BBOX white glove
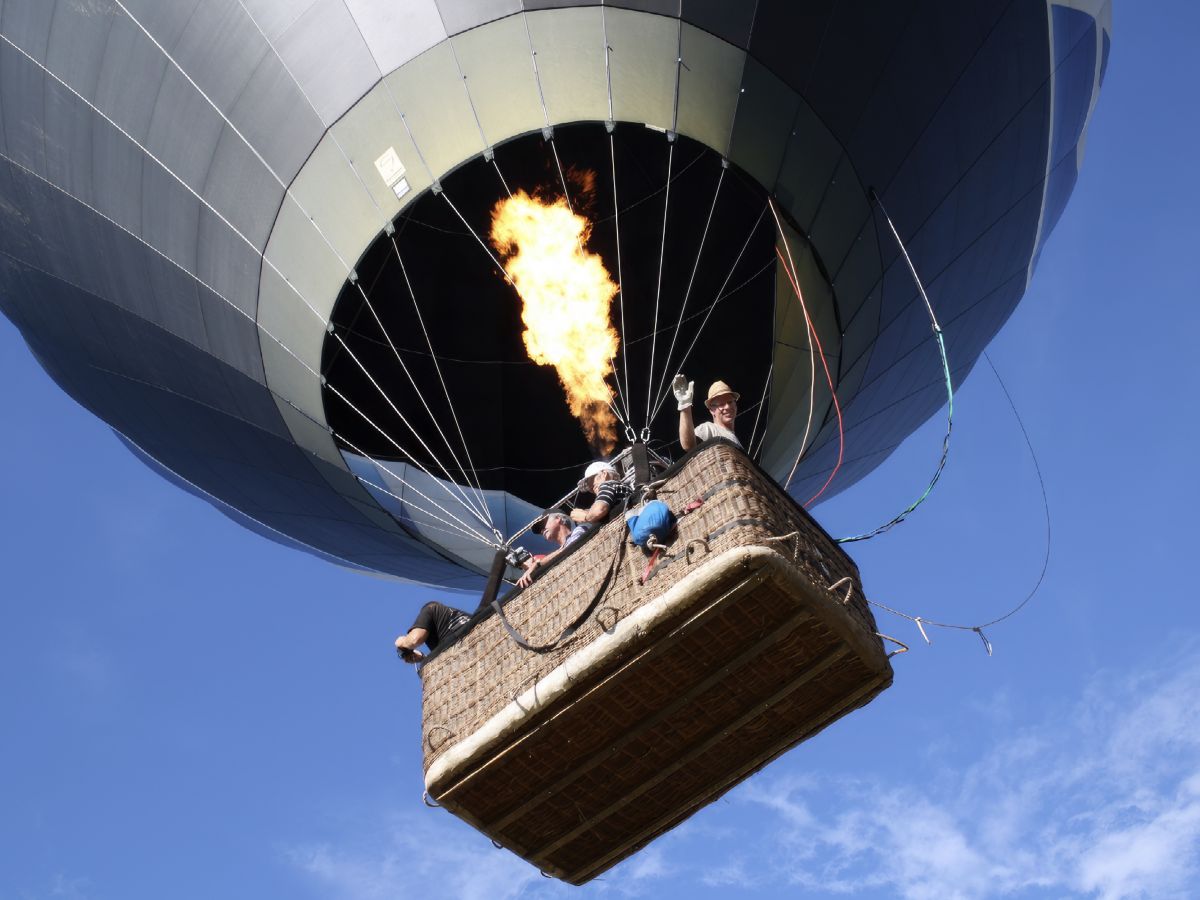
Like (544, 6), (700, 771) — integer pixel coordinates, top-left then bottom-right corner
(672, 374), (694, 411)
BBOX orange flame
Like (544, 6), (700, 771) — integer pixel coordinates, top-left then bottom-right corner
(490, 190), (620, 452)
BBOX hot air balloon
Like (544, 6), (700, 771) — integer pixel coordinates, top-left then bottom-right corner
(0, 0), (1110, 884)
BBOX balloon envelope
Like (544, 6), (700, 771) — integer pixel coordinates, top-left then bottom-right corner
(0, 1), (1111, 590)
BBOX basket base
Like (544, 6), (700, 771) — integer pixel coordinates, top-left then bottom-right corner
(426, 545), (892, 884)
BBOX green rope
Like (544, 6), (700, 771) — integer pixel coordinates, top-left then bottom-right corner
(836, 192), (955, 544)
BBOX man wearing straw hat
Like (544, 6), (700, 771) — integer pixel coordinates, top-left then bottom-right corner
(674, 375), (743, 452)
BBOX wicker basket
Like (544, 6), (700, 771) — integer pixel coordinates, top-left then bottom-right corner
(418, 441), (892, 884)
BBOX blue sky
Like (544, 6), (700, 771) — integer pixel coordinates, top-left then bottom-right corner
(3, 4), (1199, 899)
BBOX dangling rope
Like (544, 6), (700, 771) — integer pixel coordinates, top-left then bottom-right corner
(854, 350), (1052, 653)
(769, 200), (845, 506)
(836, 190), (955, 543)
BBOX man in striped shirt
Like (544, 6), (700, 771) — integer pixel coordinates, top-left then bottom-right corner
(570, 461), (632, 529)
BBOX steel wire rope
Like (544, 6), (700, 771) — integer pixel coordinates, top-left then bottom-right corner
(649, 163), (727, 423)
(87, 356), (489, 547)
(544, 130), (635, 432)
(647, 204), (770, 422)
(341, 253), (776, 366)
(439, 185), (641, 442)
(600, 8), (637, 433)
(835, 192), (955, 543)
(645, 139), (676, 430)
(770, 202), (846, 506)
(858, 350), (1052, 654)
(318, 173), (496, 525)
(0, 145), (499, 552)
(608, 131), (635, 431)
(386, 236), (497, 500)
(0, 38), (498, 547)
(231, 0), (496, 528)
(105, 0), (497, 532)
(746, 361), (774, 459)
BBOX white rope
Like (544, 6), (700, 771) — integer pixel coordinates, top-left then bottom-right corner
(439, 192), (516, 286)
(231, 0), (495, 522)
(388, 236), (496, 511)
(330, 326), (495, 529)
(322, 381), (500, 545)
(768, 199), (820, 489)
(602, 5), (615, 124)
(290, 140), (494, 522)
(650, 202), (768, 420)
(650, 162), (726, 417)
(98, 2), (495, 530)
(445, 36), (492, 155)
(747, 360), (773, 458)
(670, 3), (684, 134)
(355, 475), (500, 547)
(645, 139), (675, 429)
(0, 144), (499, 552)
(609, 131), (634, 431)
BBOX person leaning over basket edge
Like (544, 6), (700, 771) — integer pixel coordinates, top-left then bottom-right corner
(571, 461), (632, 530)
(395, 601), (471, 663)
(516, 510), (589, 589)
(674, 375), (743, 451)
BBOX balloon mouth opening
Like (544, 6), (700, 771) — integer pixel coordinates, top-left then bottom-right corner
(319, 122), (818, 505)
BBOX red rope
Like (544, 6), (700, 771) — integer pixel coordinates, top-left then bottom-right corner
(773, 243), (845, 507)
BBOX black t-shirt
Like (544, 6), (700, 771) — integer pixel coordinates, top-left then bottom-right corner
(594, 480), (631, 514)
(410, 602), (470, 651)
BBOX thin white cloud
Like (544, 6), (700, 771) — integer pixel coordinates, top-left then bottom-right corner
(286, 646), (1200, 899)
(726, 646), (1200, 899)
(284, 818), (552, 900)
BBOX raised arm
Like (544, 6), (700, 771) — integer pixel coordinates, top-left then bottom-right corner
(674, 375), (697, 451)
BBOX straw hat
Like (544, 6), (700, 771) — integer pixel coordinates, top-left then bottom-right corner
(705, 380), (740, 407)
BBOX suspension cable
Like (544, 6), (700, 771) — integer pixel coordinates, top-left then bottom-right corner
(651, 162), (726, 418)
(388, 236), (495, 504)
(645, 139), (676, 429)
(649, 203), (769, 421)
(746, 361), (774, 458)
(105, 1), (497, 531)
(609, 131), (634, 426)
(769, 200), (845, 506)
(0, 139), (500, 554)
(767, 220), (820, 485)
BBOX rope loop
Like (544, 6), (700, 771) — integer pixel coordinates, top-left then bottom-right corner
(828, 575), (855, 606)
(422, 791), (441, 808)
(685, 537), (710, 560)
(426, 725), (455, 752)
(596, 605), (621, 632)
(760, 530), (800, 562)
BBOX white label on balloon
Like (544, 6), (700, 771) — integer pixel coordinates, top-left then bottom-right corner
(392, 177), (411, 201)
(375, 147), (406, 187)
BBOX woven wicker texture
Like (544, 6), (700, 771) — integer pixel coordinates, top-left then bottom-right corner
(418, 442), (892, 883)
